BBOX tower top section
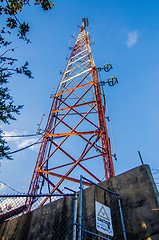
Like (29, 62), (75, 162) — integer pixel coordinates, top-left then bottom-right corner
(82, 17), (89, 29)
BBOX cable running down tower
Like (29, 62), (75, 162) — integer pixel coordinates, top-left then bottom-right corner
(26, 18), (115, 211)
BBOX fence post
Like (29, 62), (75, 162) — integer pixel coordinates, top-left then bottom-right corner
(73, 192), (78, 240)
(78, 175), (83, 240)
(118, 196), (127, 240)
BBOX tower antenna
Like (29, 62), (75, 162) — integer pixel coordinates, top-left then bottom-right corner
(25, 18), (115, 211)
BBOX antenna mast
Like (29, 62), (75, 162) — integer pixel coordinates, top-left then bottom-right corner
(26, 18), (115, 211)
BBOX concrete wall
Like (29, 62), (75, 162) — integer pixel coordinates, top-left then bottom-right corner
(0, 196), (75, 240)
(0, 164), (158, 239)
(99, 164), (159, 240)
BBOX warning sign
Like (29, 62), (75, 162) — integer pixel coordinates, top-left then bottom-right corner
(95, 201), (114, 237)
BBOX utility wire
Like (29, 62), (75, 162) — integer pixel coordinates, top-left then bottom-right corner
(8, 136), (43, 155)
(0, 181), (26, 194)
(151, 169), (158, 174)
(1, 133), (43, 138)
(104, 94), (117, 160)
(7, 135), (65, 155)
(98, 71), (117, 160)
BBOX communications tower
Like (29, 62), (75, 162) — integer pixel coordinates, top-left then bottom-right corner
(26, 18), (116, 211)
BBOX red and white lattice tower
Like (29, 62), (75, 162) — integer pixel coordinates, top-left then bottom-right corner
(26, 18), (115, 211)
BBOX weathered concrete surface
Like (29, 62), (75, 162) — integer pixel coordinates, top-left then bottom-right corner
(0, 196), (75, 240)
(99, 164), (159, 240)
(0, 164), (158, 240)
(76, 165), (159, 239)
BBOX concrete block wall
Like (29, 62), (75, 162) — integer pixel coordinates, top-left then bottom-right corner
(0, 196), (75, 240)
(99, 164), (159, 239)
(0, 164), (158, 239)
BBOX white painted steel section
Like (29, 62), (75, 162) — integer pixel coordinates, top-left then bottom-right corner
(65, 59), (91, 75)
(68, 52), (87, 66)
(56, 28), (94, 94)
(69, 49), (87, 61)
(61, 68), (91, 84)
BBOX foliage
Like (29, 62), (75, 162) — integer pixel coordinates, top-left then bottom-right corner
(0, 0), (54, 160)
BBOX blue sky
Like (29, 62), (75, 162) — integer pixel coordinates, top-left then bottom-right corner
(1, 0), (159, 193)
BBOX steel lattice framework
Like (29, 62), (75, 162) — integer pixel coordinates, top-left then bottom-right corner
(26, 19), (115, 211)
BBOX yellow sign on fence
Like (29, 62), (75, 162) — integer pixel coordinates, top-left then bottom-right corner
(95, 201), (114, 237)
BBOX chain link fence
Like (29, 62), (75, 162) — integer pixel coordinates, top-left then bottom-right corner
(76, 176), (127, 240)
(0, 177), (127, 240)
(0, 193), (77, 240)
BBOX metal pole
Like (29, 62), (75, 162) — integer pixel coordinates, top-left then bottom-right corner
(118, 196), (127, 240)
(82, 176), (119, 196)
(138, 151), (144, 165)
(63, 187), (78, 240)
(78, 175), (83, 240)
(73, 192), (77, 240)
